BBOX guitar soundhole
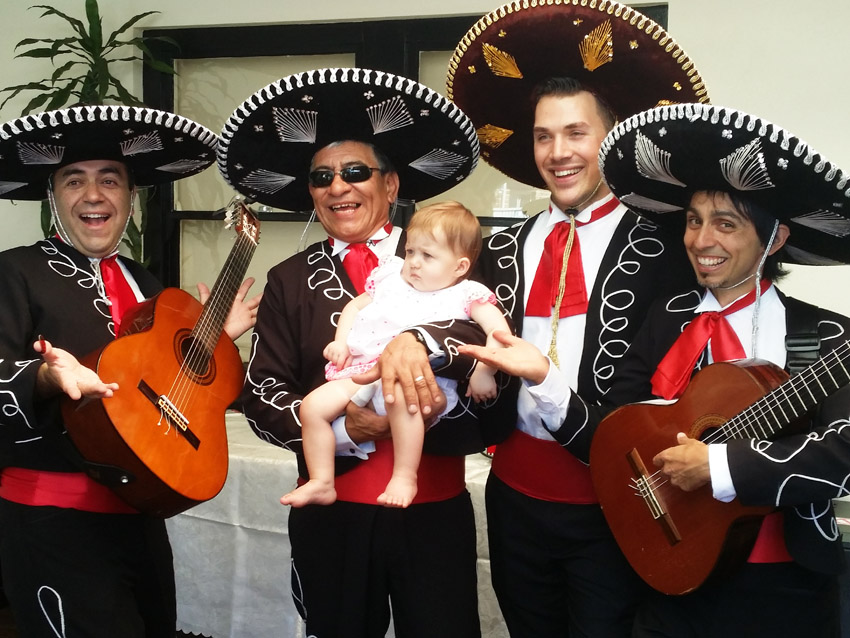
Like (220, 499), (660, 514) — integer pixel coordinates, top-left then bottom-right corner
(174, 330), (217, 386)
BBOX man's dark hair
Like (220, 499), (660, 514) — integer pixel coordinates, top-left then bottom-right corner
(530, 76), (618, 132)
(706, 189), (789, 282)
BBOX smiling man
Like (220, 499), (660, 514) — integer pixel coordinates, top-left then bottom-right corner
(218, 68), (513, 638)
(0, 105), (260, 637)
(584, 102), (850, 638)
(441, 3), (712, 635)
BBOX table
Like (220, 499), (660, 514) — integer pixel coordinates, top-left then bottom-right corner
(167, 412), (508, 638)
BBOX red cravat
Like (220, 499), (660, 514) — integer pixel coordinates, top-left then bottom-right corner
(332, 224), (392, 295)
(651, 280), (771, 400)
(342, 243), (379, 295)
(525, 197), (620, 318)
(100, 255), (138, 332)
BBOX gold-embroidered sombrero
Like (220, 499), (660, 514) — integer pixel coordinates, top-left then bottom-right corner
(447, 0), (709, 188)
(217, 67), (480, 212)
(599, 103), (850, 265)
(0, 105), (219, 201)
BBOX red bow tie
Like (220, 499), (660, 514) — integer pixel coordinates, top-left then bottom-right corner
(651, 280), (771, 400)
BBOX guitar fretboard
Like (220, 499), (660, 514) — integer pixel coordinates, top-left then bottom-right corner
(191, 206), (260, 361)
(721, 340), (850, 442)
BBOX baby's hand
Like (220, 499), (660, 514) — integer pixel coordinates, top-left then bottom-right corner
(466, 366), (497, 403)
(323, 340), (352, 369)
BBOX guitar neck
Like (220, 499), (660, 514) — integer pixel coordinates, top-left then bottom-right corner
(192, 204), (260, 354)
(724, 340), (850, 441)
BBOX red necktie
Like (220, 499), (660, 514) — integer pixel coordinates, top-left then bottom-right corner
(342, 243), (379, 295)
(100, 255), (138, 332)
(525, 197), (620, 318)
(651, 280), (771, 400)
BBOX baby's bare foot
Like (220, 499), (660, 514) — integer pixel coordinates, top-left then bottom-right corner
(281, 480), (337, 507)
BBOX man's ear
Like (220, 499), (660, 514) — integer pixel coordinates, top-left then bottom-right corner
(455, 256), (471, 278)
(384, 171), (400, 204)
(768, 223), (790, 255)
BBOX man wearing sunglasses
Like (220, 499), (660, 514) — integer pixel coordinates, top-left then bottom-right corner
(218, 68), (514, 638)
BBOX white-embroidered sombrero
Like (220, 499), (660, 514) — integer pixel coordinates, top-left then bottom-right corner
(217, 67), (480, 212)
(599, 103), (850, 265)
(0, 105), (219, 201)
(446, 0), (710, 188)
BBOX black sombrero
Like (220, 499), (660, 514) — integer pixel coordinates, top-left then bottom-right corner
(217, 67), (480, 212)
(0, 105), (219, 201)
(599, 103), (850, 265)
(447, 0), (709, 188)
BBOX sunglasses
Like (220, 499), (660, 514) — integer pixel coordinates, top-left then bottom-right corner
(308, 165), (380, 188)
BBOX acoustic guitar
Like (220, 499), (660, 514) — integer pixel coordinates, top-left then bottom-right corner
(589, 344), (850, 595)
(61, 200), (260, 518)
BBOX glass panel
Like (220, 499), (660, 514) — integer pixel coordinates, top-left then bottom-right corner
(174, 53), (355, 212)
(417, 50), (550, 229)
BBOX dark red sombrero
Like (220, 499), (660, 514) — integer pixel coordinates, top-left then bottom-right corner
(447, 0), (709, 187)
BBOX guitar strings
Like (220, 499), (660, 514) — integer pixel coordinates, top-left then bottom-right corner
(631, 340), (850, 497)
(163, 227), (258, 426)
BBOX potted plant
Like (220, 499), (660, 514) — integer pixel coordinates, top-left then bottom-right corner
(0, 0), (178, 264)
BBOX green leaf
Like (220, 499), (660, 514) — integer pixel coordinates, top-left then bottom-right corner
(45, 79), (79, 110)
(15, 47), (59, 60)
(85, 0), (103, 51)
(29, 5), (87, 40)
(0, 84), (48, 111)
(109, 77), (142, 106)
(105, 11), (160, 47)
(50, 60), (82, 82)
(40, 201), (53, 239)
(94, 57), (110, 100)
(0, 81), (53, 94)
(14, 37), (62, 48)
(21, 92), (53, 116)
(145, 58), (176, 75)
(144, 35), (180, 52)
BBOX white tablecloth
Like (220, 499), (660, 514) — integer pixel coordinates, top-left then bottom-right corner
(167, 412), (507, 638)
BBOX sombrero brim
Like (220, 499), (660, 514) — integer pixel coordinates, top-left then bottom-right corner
(447, 0), (709, 187)
(599, 103), (850, 265)
(0, 105), (219, 201)
(217, 67), (480, 212)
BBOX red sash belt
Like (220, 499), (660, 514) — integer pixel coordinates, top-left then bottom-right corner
(0, 467), (137, 514)
(491, 429), (597, 503)
(317, 440), (465, 505)
(747, 511), (793, 563)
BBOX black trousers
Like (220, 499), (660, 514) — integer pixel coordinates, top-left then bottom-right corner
(289, 491), (480, 638)
(0, 498), (175, 638)
(633, 561), (840, 638)
(486, 474), (648, 638)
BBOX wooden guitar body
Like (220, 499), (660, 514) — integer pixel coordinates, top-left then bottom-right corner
(62, 288), (243, 518)
(589, 360), (805, 595)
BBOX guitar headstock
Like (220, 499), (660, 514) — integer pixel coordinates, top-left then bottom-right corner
(224, 196), (261, 246)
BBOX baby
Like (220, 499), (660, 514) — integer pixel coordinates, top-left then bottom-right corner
(284, 201), (509, 508)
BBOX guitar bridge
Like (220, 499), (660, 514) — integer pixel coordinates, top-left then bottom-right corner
(627, 448), (682, 545)
(138, 380), (201, 450)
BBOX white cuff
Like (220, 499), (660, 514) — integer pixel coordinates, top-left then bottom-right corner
(525, 357), (571, 432)
(708, 443), (736, 502)
(331, 415), (373, 459)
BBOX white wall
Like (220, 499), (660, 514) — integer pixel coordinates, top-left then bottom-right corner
(2, 0), (849, 312)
